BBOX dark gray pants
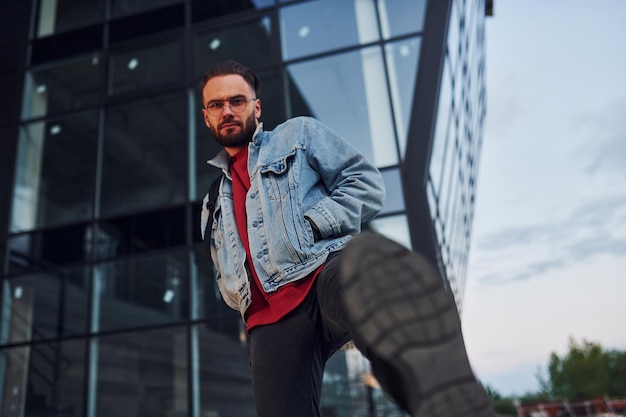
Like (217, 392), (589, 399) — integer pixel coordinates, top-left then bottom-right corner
(248, 251), (351, 417)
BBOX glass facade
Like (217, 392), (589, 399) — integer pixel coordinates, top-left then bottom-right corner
(427, 0), (487, 311)
(1, 0), (488, 416)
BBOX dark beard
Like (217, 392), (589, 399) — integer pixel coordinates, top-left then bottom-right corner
(211, 113), (257, 149)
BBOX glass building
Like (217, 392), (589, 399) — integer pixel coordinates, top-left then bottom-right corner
(0, 0), (492, 416)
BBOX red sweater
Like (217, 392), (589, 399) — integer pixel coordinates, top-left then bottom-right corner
(230, 147), (319, 332)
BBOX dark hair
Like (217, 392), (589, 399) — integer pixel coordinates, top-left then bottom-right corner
(199, 60), (260, 97)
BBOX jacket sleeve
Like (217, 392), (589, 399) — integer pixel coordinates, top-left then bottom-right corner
(302, 118), (386, 239)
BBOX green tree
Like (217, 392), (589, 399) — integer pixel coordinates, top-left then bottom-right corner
(485, 385), (517, 417)
(485, 385), (502, 401)
(518, 390), (551, 406)
(540, 337), (626, 399)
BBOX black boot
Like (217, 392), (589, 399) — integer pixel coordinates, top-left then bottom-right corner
(340, 232), (495, 417)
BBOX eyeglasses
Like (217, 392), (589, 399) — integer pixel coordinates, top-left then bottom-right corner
(204, 97), (256, 116)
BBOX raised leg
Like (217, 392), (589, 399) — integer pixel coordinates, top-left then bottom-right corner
(340, 232), (495, 417)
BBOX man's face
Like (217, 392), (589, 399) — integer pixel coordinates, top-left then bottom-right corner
(202, 74), (261, 155)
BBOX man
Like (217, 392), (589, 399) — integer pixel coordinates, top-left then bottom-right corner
(200, 60), (494, 417)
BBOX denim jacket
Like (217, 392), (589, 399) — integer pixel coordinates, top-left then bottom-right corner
(201, 116), (385, 317)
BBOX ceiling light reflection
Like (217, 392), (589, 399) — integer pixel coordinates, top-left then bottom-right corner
(163, 289), (175, 303)
(127, 58), (139, 70)
(210, 38), (221, 50)
(298, 26), (310, 38)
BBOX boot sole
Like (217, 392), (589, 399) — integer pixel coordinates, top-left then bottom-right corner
(340, 233), (494, 417)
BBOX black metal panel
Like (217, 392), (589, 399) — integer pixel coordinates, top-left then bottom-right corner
(191, 0), (260, 24)
(95, 206), (187, 261)
(401, 0), (452, 267)
(109, 4), (185, 44)
(0, 0), (32, 274)
(31, 24), (104, 65)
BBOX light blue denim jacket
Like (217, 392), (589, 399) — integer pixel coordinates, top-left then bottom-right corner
(201, 116), (385, 317)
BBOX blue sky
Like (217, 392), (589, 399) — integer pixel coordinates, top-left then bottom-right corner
(461, 0), (626, 397)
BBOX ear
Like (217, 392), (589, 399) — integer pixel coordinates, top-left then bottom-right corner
(255, 99), (262, 120)
(202, 109), (211, 128)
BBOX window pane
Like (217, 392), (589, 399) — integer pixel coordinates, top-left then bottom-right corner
(95, 207), (186, 261)
(439, 125), (458, 224)
(22, 55), (100, 119)
(190, 248), (241, 321)
(109, 40), (181, 95)
(0, 267), (89, 344)
(369, 214), (412, 250)
(193, 121), (224, 203)
(195, 17), (274, 77)
(252, 0), (274, 7)
(255, 68), (286, 131)
(384, 37), (421, 157)
(109, 5), (184, 43)
(286, 47), (397, 167)
(93, 252), (190, 332)
(191, 0), (274, 23)
(11, 113), (98, 233)
(0, 339), (86, 416)
(31, 26), (103, 66)
(7, 224), (92, 274)
(194, 323), (255, 417)
(379, 168), (405, 215)
(427, 178), (437, 218)
(448, 0), (460, 73)
(93, 327), (188, 416)
(111, 0), (183, 18)
(429, 58), (452, 195)
(442, 152), (459, 230)
(377, 0), (427, 39)
(280, 0), (379, 60)
(37, 0), (105, 37)
(101, 93), (187, 217)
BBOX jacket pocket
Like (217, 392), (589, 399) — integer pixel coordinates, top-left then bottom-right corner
(258, 151), (308, 265)
(260, 152), (298, 201)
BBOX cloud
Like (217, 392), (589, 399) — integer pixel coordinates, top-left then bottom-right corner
(586, 133), (626, 177)
(476, 257), (568, 286)
(472, 93), (626, 287)
(573, 96), (626, 177)
(566, 234), (626, 260)
(476, 221), (551, 252)
(473, 193), (626, 286)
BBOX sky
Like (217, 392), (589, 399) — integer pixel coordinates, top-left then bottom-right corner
(461, 0), (626, 397)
